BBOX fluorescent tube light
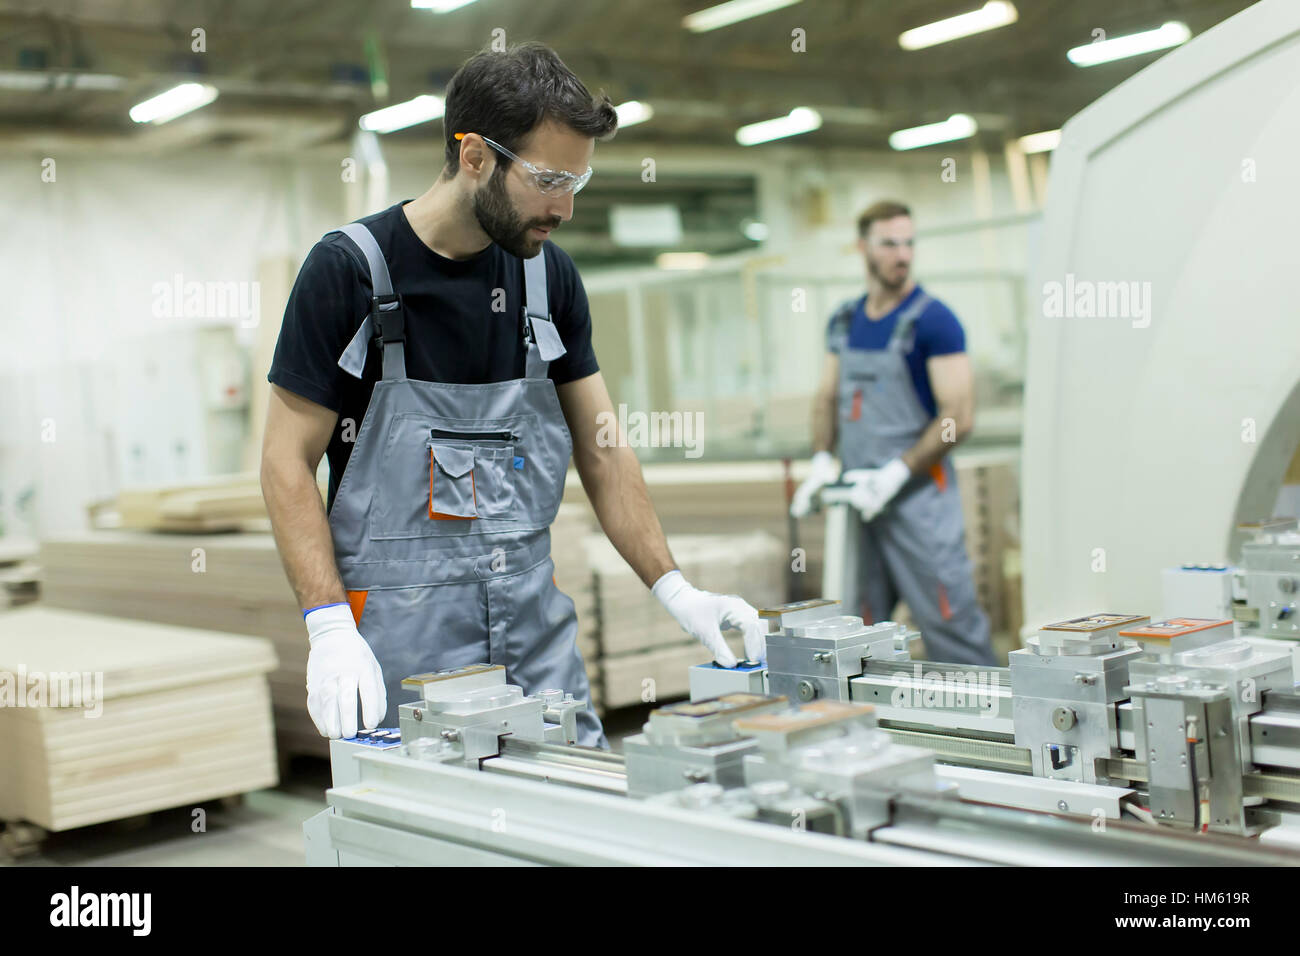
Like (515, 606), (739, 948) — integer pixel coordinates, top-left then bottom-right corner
(684, 0), (802, 33)
(411, 0), (480, 12)
(889, 114), (977, 151)
(129, 83), (218, 124)
(359, 94), (445, 133)
(899, 2), (1018, 51)
(1067, 21), (1190, 67)
(615, 101), (654, 128)
(736, 107), (822, 146)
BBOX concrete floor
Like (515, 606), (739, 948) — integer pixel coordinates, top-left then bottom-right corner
(1, 706), (653, 867)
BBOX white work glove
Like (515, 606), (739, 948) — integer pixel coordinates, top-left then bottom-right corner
(790, 451), (840, 518)
(842, 458), (911, 522)
(652, 570), (766, 666)
(305, 603), (387, 739)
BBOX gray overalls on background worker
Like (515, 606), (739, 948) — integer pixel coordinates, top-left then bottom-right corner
(790, 200), (995, 667)
(826, 292), (994, 665)
(322, 223), (605, 745)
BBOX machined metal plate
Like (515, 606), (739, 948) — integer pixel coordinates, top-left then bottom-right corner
(401, 663), (505, 688)
(652, 692), (785, 720)
(1043, 614), (1149, 633)
(733, 699), (874, 735)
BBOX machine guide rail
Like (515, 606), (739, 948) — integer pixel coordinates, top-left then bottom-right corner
(306, 600), (1300, 865)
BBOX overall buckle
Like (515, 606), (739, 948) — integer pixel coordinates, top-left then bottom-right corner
(371, 293), (405, 344)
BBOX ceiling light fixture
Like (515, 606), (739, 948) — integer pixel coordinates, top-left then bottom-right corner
(889, 114), (977, 150)
(1067, 22), (1190, 67)
(899, 2), (1019, 51)
(736, 107), (822, 146)
(684, 0), (803, 33)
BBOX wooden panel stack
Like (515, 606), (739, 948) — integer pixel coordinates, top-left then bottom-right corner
(37, 531), (325, 759)
(584, 531), (785, 709)
(0, 608), (277, 832)
(955, 456), (1021, 656)
(0, 539), (40, 609)
(88, 472), (327, 533)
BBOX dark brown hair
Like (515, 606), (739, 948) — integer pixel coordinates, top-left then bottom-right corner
(442, 42), (618, 176)
(857, 200), (912, 238)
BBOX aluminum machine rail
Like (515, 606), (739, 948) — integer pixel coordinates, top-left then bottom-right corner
(305, 601), (1300, 866)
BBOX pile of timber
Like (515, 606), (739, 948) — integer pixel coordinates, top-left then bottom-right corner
(581, 531), (786, 709)
(88, 472), (327, 533)
(38, 531), (323, 758)
(0, 608), (277, 832)
(0, 539), (40, 609)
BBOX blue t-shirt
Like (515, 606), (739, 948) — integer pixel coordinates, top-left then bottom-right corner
(825, 285), (965, 418)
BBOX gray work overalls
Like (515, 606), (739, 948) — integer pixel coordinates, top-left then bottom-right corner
(831, 290), (995, 666)
(323, 221), (607, 747)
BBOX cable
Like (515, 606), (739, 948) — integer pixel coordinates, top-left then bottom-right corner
(1122, 802), (1158, 826)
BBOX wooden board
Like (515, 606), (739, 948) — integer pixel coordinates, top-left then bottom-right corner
(585, 531), (785, 658)
(94, 473), (325, 533)
(600, 635), (746, 709)
(0, 608), (278, 831)
(37, 532), (324, 757)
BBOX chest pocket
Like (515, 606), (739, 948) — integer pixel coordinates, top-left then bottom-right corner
(371, 415), (533, 539)
(427, 430), (518, 521)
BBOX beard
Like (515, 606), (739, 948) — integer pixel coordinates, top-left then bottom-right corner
(472, 168), (557, 259)
(868, 256), (909, 292)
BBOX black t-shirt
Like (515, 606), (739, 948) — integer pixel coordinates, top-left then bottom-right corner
(267, 200), (599, 512)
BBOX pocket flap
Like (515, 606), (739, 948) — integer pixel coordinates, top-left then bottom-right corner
(430, 444), (475, 478)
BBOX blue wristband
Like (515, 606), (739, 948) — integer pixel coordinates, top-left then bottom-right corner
(303, 602), (349, 619)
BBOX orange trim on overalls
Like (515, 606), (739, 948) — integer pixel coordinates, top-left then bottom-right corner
(850, 388), (863, 422)
(930, 461), (948, 492)
(346, 590), (368, 627)
(937, 584), (953, 621)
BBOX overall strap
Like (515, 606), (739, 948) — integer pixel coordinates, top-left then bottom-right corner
(886, 291), (933, 352)
(522, 247), (566, 379)
(333, 222), (407, 381)
(827, 296), (858, 354)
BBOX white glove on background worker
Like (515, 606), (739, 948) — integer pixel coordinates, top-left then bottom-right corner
(843, 458), (911, 522)
(304, 603), (387, 739)
(789, 450), (840, 518)
(652, 570), (767, 667)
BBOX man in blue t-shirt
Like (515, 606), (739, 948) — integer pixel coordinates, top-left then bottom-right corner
(791, 200), (995, 665)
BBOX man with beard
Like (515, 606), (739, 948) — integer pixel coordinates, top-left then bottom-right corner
(261, 42), (765, 747)
(790, 201), (995, 665)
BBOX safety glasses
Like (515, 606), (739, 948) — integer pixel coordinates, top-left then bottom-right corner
(455, 132), (593, 196)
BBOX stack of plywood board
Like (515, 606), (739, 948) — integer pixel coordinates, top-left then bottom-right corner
(37, 531), (325, 759)
(583, 531), (786, 709)
(0, 539), (40, 609)
(89, 473), (327, 533)
(954, 454), (1020, 657)
(0, 608), (277, 833)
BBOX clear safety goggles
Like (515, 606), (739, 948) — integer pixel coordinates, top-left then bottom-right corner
(455, 132), (593, 196)
(869, 238), (915, 250)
